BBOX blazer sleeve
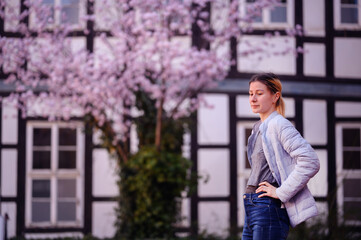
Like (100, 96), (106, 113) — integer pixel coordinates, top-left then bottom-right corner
(275, 120), (320, 203)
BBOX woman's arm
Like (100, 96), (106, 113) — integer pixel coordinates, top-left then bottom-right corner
(274, 121), (320, 203)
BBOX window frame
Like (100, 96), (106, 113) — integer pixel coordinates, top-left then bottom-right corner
(25, 121), (85, 228)
(239, 0), (295, 29)
(336, 123), (361, 226)
(334, 0), (361, 30)
(29, 0), (87, 30)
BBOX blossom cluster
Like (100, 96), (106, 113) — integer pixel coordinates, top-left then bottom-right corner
(0, 0), (298, 141)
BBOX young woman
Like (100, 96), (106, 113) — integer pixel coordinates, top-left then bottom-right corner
(242, 73), (320, 240)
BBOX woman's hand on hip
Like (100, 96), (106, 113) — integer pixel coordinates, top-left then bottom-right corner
(256, 181), (279, 199)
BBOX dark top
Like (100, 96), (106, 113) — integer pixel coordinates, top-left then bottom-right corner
(246, 121), (278, 193)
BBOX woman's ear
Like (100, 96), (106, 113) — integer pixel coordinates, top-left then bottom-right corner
(273, 92), (280, 103)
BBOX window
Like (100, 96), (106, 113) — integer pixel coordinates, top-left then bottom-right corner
(237, 121), (256, 226)
(240, 0), (294, 28)
(30, 0), (85, 29)
(244, 127), (252, 169)
(26, 122), (84, 227)
(341, 0), (358, 24)
(336, 124), (361, 225)
(335, 0), (361, 29)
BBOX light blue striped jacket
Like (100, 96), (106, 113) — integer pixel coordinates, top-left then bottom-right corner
(248, 111), (320, 227)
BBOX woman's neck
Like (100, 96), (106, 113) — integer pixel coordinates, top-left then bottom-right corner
(260, 110), (277, 122)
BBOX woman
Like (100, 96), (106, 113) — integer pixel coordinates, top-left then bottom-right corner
(242, 73), (320, 240)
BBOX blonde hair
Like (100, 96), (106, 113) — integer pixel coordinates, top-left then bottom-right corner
(249, 73), (285, 117)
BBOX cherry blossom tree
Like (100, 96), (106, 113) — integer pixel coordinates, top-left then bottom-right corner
(0, 0), (301, 159)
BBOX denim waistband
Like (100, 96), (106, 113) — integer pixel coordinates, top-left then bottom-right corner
(245, 182), (279, 194)
(243, 192), (282, 208)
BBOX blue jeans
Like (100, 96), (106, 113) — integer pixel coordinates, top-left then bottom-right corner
(242, 192), (290, 240)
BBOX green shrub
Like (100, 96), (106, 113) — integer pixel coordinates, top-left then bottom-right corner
(115, 146), (194, 239)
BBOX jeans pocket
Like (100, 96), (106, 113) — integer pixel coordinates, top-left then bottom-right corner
(251, 196), (272, 208)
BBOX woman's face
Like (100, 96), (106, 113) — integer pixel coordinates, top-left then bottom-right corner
(249, 81), (279, 119)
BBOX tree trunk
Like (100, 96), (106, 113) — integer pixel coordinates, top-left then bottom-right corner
(155, 97), (164, 151)
(88, 114), (129, 163)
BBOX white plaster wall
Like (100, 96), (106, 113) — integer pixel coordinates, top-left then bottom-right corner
(92, 202), (117, 239)
(95, 35), (191, 69)
(211, 0), (229, 32)
(71, 37), (86, 53)
(308, 150), (328, 197)
(1, 100), (18, 145)
(334, 38), (361, 79)
(198, 94), (229, 145)
(198, 202), (229, 237)
(92, 149), (118, 197)
(29, 102), (81, 119)
(335, 101), (361, 117)
(210, 0), (231, 71)
(171, 36), (191, 48)
(94, 37), (118, 64)
(303, 99), (327, 145)
(236, 96), (254, 117)
(25, 233), (83, 239)
(303, 0), (325, 36)
(304, 43), (326, 77)
(4, 0), (20, 32)
(237, 36), (296, 75)
(198, 149), (229, 197)
(179, 197), (190, 227)
(92, 128), (103, 145)
(1, 149), (17, 197)
(211, 40), (231, 72)
(169, 36), (192, 69)
(2, 38), (22, 73)
(182, 130), (191, 159)
(0, 217), (3, 240)
(25, 96), (84, 119)
(130, 124), (139, 154)
(0, 203), (16, 238)
(94, 0), (118, 30)
(284, 98), (295, 118)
